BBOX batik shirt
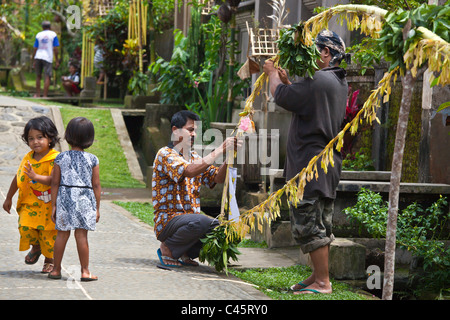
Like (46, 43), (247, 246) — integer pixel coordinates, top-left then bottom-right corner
(152, 145), (218, 238)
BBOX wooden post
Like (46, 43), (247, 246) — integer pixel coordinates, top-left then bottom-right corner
(419, 69), (432, 182)
(138, 0), (143, 73)
(372, 62), (389, 170)
(418, 0), (442, 182)
(148, 0), (156, 81)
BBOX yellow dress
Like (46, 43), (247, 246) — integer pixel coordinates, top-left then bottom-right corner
(16, 149), (59, 258)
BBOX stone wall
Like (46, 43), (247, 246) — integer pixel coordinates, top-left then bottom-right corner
(141, 103), (184, 166)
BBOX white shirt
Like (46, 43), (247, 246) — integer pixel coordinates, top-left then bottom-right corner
(34, 30), (59, 63)
(68, 72), (80, 84)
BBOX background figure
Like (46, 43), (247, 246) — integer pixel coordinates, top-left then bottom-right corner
(49, 117), (101, 281)
(2, 116), (60, 274)
(94, 43), (105, 84)
(32, 21), (60, 98)
(61, 63), (81, 96)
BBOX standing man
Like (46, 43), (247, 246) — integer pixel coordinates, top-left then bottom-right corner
(32, 21), (60, 98)
(263, 30), (350, 294)
(152, 111), (240, 267)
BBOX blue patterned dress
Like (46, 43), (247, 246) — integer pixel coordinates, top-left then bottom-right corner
(54, 150), (99, 231)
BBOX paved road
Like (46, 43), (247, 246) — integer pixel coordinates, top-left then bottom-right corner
(0, 97), (297, 303)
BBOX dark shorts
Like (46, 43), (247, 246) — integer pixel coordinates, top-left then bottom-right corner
(289, 198), (335, 254)
(157, 214), (219, 259)
(35, 59), (52, 77)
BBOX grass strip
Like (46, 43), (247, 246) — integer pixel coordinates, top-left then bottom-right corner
(114, 201), (155, 226)
(230, 265), (373, 300)
(59, 106), (145, 188)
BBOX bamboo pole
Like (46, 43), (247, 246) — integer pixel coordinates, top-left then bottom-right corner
(226, 7), (236, 123)
(148, 0), (156, 82)
(138, 0), (143, 73)
(135, 0), (138, 40)
(142, 2), (147, 45)
(220, 152), (235, 219)
(81, 31), (86, 88)
(128, 1), (131, 39)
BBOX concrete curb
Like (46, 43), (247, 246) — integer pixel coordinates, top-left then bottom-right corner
(110, 108), (144, 182)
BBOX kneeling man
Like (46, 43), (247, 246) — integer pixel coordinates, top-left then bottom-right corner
(152, 111), (239, 267)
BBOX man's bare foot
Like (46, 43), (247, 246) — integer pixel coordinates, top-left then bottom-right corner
(159, 243), (182, 266)
(291, 274), (315, 291)
(179, 254), (199, 266)
(293, 281), (332, 295)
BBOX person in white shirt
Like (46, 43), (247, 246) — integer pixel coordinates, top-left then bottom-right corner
(94, 44), (105, 84)
(32, 21), (60, 98)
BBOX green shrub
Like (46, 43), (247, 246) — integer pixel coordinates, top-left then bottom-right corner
(344, 188), (450, 291)
(342, 148), (375, 171)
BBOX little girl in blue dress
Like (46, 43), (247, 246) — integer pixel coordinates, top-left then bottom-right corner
(48, 117), (101, 281)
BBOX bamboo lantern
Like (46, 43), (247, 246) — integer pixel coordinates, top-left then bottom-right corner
(199, 0), (214, 15)
(98, 0), (115, 16)
(246, 21), (279, 58)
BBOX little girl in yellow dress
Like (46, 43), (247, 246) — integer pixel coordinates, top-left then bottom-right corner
(2, 116), (60, 273)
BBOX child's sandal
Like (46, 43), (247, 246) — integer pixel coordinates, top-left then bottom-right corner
(41, 262), (54, 274)
(24, 249), (41, 265)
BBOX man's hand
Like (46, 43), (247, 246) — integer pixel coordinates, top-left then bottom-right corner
(263, 60), (277, 76)
(213, 136), (243, 184)
(184, 137), (242, 179)
(263, 60), (289, 96)
(278, 68), (291, 85)
(222, 137), (242, 154)
(264, 60), (291, 84)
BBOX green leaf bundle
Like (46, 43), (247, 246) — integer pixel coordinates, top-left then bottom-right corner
(199, 224), (241, 274)
(277, 22), (320, 78)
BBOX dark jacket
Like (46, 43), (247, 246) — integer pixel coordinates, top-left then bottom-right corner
(274, 67), (348, 199)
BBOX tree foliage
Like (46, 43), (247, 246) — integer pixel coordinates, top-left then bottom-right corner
(378, 4), (450, 73)
(277, 22), (320, 78)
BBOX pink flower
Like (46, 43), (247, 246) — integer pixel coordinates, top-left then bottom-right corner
(239, 116), (253, 133)
(193, 81), (199, 88)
